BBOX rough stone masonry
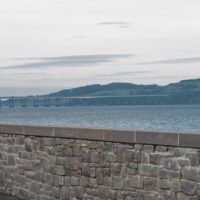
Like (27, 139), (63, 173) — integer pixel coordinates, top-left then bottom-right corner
(0, 124), (199, 200)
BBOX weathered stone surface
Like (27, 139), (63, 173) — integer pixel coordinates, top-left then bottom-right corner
(60, 186), (69, 200)
(177, 193), (199, 200)
(183, 167), (200, 182)
(113, 176), (124, 190)
(149, 154), (162, 165)
(177, 158), (191, 167)
(72, 145), (81, 156)
(159, 168), (169, 179)
(125, 175), (143, 189)
(110, 163), (121, 176)
(155, 146), (168, 152)
(181, 180), (197, 195)
(91, 152), (99, 163)
(170, 179), (181, 192)
(80, 176), (89, 187)
(0, 131), (199, 200)
(99, 186), (116, 199)
(50, 165), (65, 175)
(138, 164), (160, 177)
(159, 179), (170, 189)
(185, 152), (199, 166)
(7, 155), (15, 166)
(162, 158), (179, 171)
(144, 177), (158, 191)
(105, 152), (117, 162)
(143, 145), (154, 153)
(96, 168), (103, 185)
(0, 194), (22, 200)
(70, 176), (79, 186)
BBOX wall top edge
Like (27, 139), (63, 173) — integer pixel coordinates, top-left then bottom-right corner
(0, 124), (199, 148)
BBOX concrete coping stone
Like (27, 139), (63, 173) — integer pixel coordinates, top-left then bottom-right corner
(0, 124), (199, 148)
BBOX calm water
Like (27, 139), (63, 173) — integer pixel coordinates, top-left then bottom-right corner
(0, 105), (200, 133)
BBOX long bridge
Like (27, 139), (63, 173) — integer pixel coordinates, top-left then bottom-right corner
(0, 95), (172, 108)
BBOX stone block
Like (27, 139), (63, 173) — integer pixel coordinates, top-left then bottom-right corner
(25, 139), (32, 152)
(81, 148), (91, 162)
(50, 165), (65, 175)
(127, 167), (137, 175)
(138, 164), (159, 177)
(7, 155), (15, 166)
(181, 180), (197, 195)
(141, 152), (149, 164)
(52, 187), (60, 198)
(125, 175), (143, 189)
(99, 186), (116, 200)
(64, 147), (72, 156)
(169, 147), (186, 157)
(19, 151), (32, 160)
(72, 145), (81, 156)
(185, 152), (199, 166)
(170, 179), (181, 192)
(30, 181), (40, 194)
(82, 163), (90, 177)
(75, 186), (84, 199)
(155, 146), (168, 152)
(70, 176), (79, 186)
(177, 193), (199, 200)
(149, 154), (162, 165)
(182, 167), (200, 182)
(106, 152), (117, 162)
(96, 168), (103, 185)
(55, 145), (65, 156)
(60, 186), (69, 200)
(80, 176), (89, 187)
(104, 177), (113, 187)
(24, 160), (33, 171)
(168, 170), (181, 179)
(159, 168), (169, 179)
(144, 177), (158, 191)
(143, 145), (154, 153)
(102, 168), (110, 176)
(89, 178), (97, 188)
(162, 158), (179, 171)
(113, 176), (124, 190)
(69, 157), (80, 171)
(111, 163), (121, 176)
(159, 179), (170, 189)
(89, 167), (96, 178)
(177, 158), (191, 167)
(91, 151), (99, 163)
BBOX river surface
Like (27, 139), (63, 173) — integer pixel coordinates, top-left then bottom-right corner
(0, 105), (200, 133)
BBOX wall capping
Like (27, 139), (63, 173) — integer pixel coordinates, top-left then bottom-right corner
(0, 124), (199, 148)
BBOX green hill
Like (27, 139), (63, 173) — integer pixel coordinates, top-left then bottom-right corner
(44, 78), (200, 105)
(47, 78), (200, 97)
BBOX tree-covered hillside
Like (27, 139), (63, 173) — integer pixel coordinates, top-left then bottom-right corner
(47, 78), (200, 97)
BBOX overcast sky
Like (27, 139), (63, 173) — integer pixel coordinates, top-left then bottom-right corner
(1, 0), (200, 96)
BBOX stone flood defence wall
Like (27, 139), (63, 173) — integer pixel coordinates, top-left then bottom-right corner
(0, 124), (199, 200)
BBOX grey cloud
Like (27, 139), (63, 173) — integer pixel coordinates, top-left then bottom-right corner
(139, 57), (200, 65)
(95, 70), (153, 78)
(98, 21), (130, 28)
(12, 72), (47, 76)
(5, 54), (132, 69)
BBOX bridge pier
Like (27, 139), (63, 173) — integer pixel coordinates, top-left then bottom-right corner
(44, 98), (50, 107)
(8, 98), (14, 108)
(33, 98), (39, 107)
(21, 98), (27, 107)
